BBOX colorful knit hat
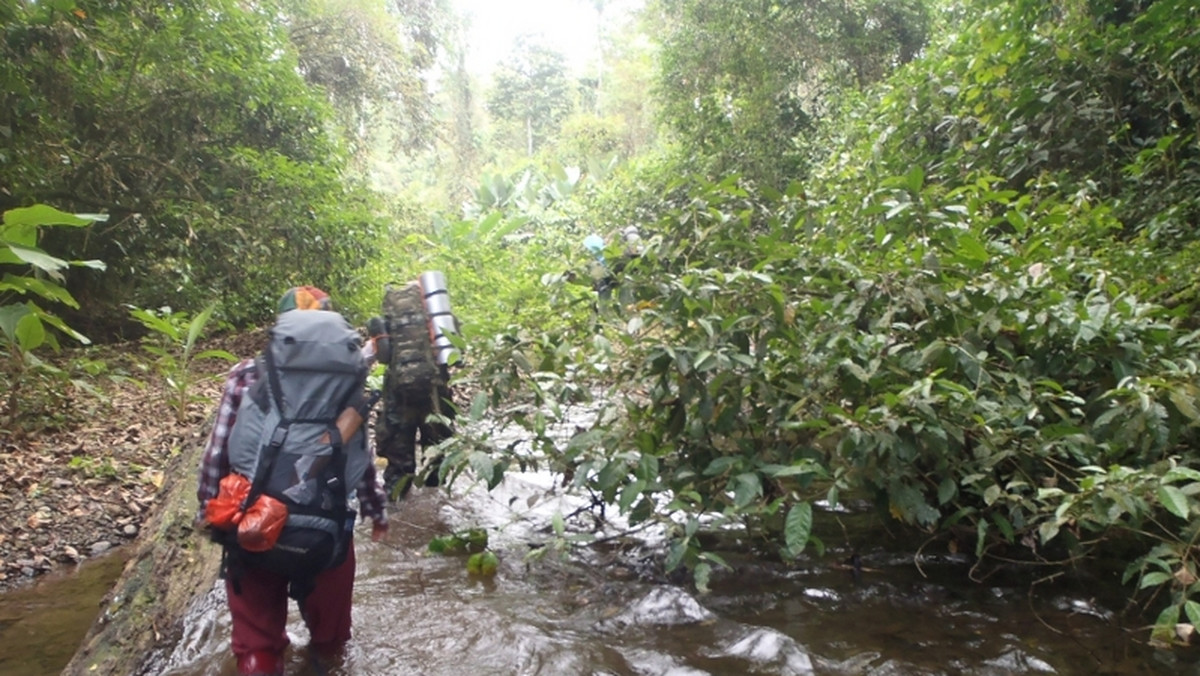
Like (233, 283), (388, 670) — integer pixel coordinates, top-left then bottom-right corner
(277, 285), (332, 313)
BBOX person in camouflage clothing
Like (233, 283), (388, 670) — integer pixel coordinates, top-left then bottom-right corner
(374, 281), (457, 500)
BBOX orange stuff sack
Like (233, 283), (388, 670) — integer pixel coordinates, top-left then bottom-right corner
(237, 494), (289, 552)
(204, 473), (252, 530)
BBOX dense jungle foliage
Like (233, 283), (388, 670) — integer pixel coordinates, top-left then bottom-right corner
(3, 0), (1199, 646)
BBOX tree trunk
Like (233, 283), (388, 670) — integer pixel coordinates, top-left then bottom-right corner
(60, 423), (221, 675)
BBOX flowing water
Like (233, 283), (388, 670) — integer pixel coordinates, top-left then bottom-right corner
(6, 423), (1200, 675)
(143, 466), (1195, 676)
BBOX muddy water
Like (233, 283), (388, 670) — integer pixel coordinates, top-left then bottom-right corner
(139, 466), (1194, 676)
(0, 549), (128, 675)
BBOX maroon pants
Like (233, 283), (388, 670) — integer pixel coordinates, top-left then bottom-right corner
(226, 542), (356, 668)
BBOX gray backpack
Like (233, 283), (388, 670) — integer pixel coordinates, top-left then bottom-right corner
(224, 309), (370, 597)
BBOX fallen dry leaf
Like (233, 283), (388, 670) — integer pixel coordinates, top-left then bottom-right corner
(0, 330), (239, 591)
(1175, 565), (1198, 588)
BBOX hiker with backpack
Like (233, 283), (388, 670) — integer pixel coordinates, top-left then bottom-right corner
(375, 273), (459, 499)
(197, 286), (389, 676)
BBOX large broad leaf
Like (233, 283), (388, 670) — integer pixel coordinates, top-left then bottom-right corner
(2, 242), (70, 277)
(0, 274), (79, 307)
(3, 205), (105, 228)
(784, 502), (813, 557)
(15, 312), (46, 351)
(32, 305), (89, 344)
(0, 223), (35, 248)
(0, 304), (32, 342)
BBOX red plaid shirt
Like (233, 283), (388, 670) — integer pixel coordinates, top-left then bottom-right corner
(197, 357), (387, 526)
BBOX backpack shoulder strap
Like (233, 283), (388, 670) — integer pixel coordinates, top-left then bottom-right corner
(246, 348), (291, 507)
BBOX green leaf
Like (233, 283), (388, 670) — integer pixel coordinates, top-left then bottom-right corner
(703, 456), (739, 476)
(1185, 600), (1200, 627)
(129, 307), (177, 338)
(185, 303), (218, 354)
(1151, 605), (1180, 644)
(937, 478), (957, 505)
(992, 512), (1014, 543)
(72, 258), (106, 271)
(15, 312), (46, 351)
(698, 550), (730, 569)
(468, 452), (495, 485)
(665, 538), (689, 571)
(469, 391), (489, 421)
(731, 472), (761, 508)
(32, 306), (88, 343)
(760, 462), (820, 478)
(0, 304), (31, 341)
(0, 274), (79, 307)
(466, 552), (483, 574)
(1139, 571), (1172, 589)
(1038, 520), (1059, 544)
(3, 242), (70, 277)
(956, 234), (990, 263)
(1164, 467), (1200, 483)
(1158, 485), (1190, 519)
(3, 205), (95, 228)
(693, 561), (712, 593)
(906, 166), (925, 193)
(193, 349), (239, 363)
(618, 479), (646, 513)
(1168, 388), (1200, 422)
(783, 502), (813, 556)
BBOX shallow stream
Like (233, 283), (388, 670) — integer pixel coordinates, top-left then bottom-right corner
(4, 429), (1200, 675)
(0, 548), (128, 675)
(148, 467), (1196, 676)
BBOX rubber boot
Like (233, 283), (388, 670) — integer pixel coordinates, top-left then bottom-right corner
(237, 650), (282, 676)
(309, 639), (346, 668)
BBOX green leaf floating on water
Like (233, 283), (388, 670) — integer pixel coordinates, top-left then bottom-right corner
(467, 551), (499, 577)
(428, 528), (490, 555)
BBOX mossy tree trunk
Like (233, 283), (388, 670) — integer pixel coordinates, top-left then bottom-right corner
(61, 427), (222, 675)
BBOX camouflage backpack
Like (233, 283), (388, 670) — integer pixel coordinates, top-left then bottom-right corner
(381, 282), (443, 399)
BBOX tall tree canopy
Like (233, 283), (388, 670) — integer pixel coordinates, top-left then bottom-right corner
(285, 0), (450, 164)
(649, 0), (930, 186)
(0, 0), (444, 332)
(486, 36), (574, 157)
